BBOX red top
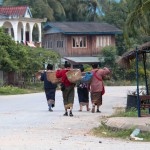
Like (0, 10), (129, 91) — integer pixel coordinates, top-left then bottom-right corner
(56, 69), (71, 87)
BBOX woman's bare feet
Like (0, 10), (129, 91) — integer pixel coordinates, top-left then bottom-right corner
(91, 105), (95, 113)
(87, 108), (91, 111)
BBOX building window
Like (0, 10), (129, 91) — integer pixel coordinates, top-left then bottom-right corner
(57, 40), (63, 48)
(45, 41), (48, 49)
(45, 41), (53, 49)
(72, 36), (87, 48)
(11, 28), (14, 38)
(21, 28), (23, 41)
(49, 41), (53, 48)
(96, 36), (111, 48)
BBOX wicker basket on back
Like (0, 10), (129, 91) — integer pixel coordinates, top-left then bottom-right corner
(35, 70), (44, 80)
(46, 71), (61, 84)
(103, 71), (112, 80)
(66, 69), (82, 83)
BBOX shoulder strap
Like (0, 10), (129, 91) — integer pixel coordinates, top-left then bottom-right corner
(94, 70), (102, 81)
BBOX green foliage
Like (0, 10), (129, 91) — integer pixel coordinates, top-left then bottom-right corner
(102, 1), (128, 29)
(0, 27), (60, 82)
(2, 0), (150, 86)
(0, 28), (20, 71)
(0, 86), (36, 95)
(92, 123), (133, 139)
(61, 0), (85, 21)
(111, 107), (149, 117)
(101, 46), (116, 68)
(83, 64), (92, 72)
(3, 0), (65, 21)
(115, 34), (127, 56)
(31, 0), (54, 21)
(92, 122), (150, 141)
(14, 46), (61, 81)
(126, 0), (150, 36)
(92, 107), (150, 141)
(78, 0), (102, 21)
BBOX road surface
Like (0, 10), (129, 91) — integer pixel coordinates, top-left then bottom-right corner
(0, 86), (149, 150)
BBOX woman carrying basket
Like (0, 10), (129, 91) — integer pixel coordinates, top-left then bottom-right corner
(40, 64), (57, 112)
(90, 63), (110, 113)
(56, 61), (75, 117)
(77, 66), (90, 112)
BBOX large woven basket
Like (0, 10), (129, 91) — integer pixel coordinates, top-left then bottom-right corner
(35, 70), (44, 80)
(103, 72), (112, 80)
(66, 69), (82, 83)
(46, 71), (61, 84)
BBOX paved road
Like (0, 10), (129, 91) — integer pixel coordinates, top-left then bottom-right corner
(0, 86), (149, 150)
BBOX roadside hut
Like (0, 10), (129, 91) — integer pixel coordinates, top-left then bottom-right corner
(118, 41), (150, 117)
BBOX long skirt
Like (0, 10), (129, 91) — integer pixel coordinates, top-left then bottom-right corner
(91, 92), (102, 106)
(62, 85), (75, 109)
(77, 87), (89, 106)
(45, 88), (56, 107)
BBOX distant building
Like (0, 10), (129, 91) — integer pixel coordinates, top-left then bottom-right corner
(0, 5), (46, 47)
(43, 22), (122, 64)
(0, 4), (47, 85)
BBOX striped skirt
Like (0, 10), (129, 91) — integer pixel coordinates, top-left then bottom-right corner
(62, 85), (75, 109)
(91, 92), (102, 106)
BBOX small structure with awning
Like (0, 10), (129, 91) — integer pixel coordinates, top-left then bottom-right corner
(118, 41), (150, 117)
(63, 56), (104, 65)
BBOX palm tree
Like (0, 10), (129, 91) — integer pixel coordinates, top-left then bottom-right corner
(47, 0), (66, 21)
(60, 0), (84, 21)
(78, 0), (102, 21)
(126, 0), (150, 36)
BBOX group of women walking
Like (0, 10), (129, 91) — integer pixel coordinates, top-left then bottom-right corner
(40, 61), (111, 117)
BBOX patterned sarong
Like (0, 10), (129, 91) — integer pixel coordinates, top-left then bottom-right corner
(91, 92), (102, 106)
(77, 88), (89, 106)
(62, 85), (75, 109)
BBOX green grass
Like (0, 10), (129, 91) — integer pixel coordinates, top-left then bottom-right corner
(111, 107), (149, 117)
(92, 108), (150, 141)
(0, 86), (43, 95)
(92, 122), (133, 139)
(0, 82), (62, 95)
(92, 122), (150, 142)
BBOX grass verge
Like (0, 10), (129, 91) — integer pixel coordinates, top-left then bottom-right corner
(0, 86), (43, 95)
(111, 107), (149, 117)
(92, 121), (150, 142)
(91, 108), (150, 142)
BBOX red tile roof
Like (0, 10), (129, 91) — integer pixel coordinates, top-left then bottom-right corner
(0, 6), (28, 17)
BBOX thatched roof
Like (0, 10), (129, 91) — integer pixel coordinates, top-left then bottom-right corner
(118, 41), (150, 68)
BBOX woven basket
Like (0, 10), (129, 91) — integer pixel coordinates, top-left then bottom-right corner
(66, 69), (82, 83)
(46, 71), (61, 84)
(35, 70), (44, 79)
(103, 72), (112, 80)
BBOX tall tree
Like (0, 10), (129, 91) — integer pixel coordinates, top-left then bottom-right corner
(3, 0), (64, 21)
(47, 0), (66, 21)
(126, 0), (150, 36)
(31, 0), (54, 21)
(102, 0), (128, 29)
(78, 0), (102, 21)
(61, 0), (85, 21)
